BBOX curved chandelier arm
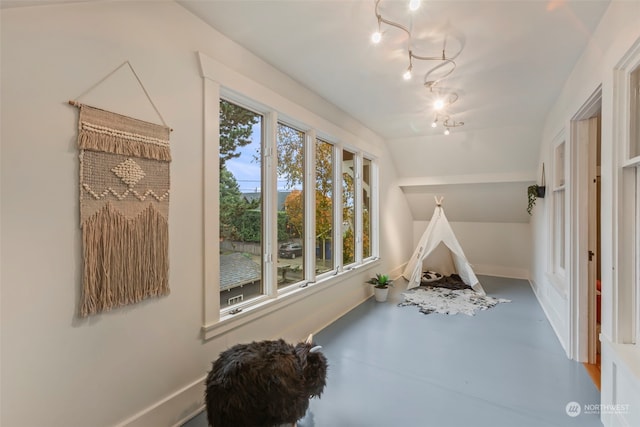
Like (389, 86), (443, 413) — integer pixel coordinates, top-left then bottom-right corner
(375, 0), (411, 37)
(375, 1), (458, 64)
(443, 117), (464, 128)
(422, 59), (457, 86)
(411, 47), (455, 62)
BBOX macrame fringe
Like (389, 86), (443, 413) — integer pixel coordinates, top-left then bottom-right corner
(79, 130), (171, 161)
(80, 202), (169, 317)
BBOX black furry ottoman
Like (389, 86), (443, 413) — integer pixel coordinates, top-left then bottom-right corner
(205, 335), (328, 427)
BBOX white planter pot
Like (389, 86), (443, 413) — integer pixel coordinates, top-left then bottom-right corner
(374, 287), (389, 302)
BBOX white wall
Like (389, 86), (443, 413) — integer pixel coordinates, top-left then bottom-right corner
(412, 221), (531, 280)
(0, 2), (413, 426)
(531, 2), (640, 426)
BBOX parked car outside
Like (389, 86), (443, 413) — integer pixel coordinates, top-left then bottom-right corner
(279, 243), (302, 259)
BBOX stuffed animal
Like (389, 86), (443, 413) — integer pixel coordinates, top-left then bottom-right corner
(205, 335), (328, 427)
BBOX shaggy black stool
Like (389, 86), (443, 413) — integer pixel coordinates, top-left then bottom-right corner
(205, 335), (328, 427)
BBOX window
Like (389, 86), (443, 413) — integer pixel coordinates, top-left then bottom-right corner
(199, 52), (379, 335)
(219, 100), (264, 309)
(362, 157), (372, 259)
(342, 149), (356, 267)
(553, 140), (567, 277)
(277, 123), (305, 289)
(315, 139), (334, 276)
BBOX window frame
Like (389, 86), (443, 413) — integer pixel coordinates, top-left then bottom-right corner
(550, 134), (568, 284)
(614, 40), (640, 345)
(313, 136), (338, 281)
(199, 52), (380, 340)
(275, 120), (308, 292)
(218, 98), (268, 310)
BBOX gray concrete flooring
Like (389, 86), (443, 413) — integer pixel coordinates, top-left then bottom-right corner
(185, 276), (601, 427)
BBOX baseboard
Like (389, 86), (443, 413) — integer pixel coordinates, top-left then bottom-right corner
(116, 291), (370, 427)
(389, 262), (407, 281)
(472, 263), (529, 280)
(172, 404), (206, 427)
(115, 376), (206, 427)
(528, 278), (570, 357)
(392, 262), (528, 282)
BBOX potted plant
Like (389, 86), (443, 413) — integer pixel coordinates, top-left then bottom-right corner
(527, 184), (544, 215)
(367, 273), (394, 302)
(527, 164), (546, 216)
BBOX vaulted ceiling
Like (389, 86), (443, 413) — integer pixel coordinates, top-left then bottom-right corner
(2, 0), (610, 222)
(177, 0), (609, 222)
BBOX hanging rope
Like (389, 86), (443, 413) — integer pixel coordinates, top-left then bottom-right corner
(68, 60), (171, 131)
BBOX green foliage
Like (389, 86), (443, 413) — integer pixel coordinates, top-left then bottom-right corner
(219, 99), (259, 168)
(236, 209), (261, 242)
(367, 273), (394, 289)
(219, 101), (347, 249)
(342, 226), (355, 265)
(277, 211), (289, 242)
(219, 100), (262, 241)
(527, 185), (538, 216)
(219, 167), (244, 240)
(276, 124), (304, 189)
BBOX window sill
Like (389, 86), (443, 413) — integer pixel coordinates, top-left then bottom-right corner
(201, 259), (380, 341)
(623, 155), (640, 168)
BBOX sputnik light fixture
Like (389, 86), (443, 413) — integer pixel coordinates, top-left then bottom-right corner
(371, 0), (465, 134)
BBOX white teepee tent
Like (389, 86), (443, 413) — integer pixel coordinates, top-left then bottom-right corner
(402, 198), (486, 295)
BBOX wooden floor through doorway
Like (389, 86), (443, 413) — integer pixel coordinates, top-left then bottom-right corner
(583, 354), (601, 391)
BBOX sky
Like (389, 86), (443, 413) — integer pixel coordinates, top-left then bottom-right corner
(226, 123), (302, 193)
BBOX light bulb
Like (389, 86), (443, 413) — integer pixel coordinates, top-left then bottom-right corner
(431, 121), (437, 128)
(434, 99), (445, 110)
(371, 31), (382, 44)
(409, 0), (420, 12)
(444, 128), (450, 135)
(402, 64), (413, 80)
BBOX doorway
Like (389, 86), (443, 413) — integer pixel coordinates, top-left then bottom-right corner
(569, 86), (602, 390)
(584, 114), (602, 390)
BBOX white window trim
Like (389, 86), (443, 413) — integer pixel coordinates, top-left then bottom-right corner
(613, 38), (640, 345)
(197, 52), (380, 340)
(549, 131), (568, 285)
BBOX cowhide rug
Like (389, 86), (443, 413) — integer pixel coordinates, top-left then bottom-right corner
(399, 275), (511, 316)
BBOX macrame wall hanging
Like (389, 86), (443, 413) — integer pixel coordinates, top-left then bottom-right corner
(69, 61), (172, 317)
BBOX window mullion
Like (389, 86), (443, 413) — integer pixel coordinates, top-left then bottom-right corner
(371, 159), (380, 258)
(304, 130), (316, 283)
(354, 153), (363, 264)
(333, 144), (343, 272)
(264, 112), (278, 298)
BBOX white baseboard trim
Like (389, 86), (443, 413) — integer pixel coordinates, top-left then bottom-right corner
(116, 291), (371, 427)
(528, 278), (569, 357)
(116, 376), (206, 427)
(472, 264), (529, 280)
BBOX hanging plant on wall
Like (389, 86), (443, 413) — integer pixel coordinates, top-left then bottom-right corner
(527, 164), (546, 216)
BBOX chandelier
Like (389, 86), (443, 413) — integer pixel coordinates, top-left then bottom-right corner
(371, 0), (464, 135)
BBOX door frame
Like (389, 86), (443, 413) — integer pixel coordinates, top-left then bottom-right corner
(569, 86), (601, 363)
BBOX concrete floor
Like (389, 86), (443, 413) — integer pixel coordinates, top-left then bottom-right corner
(185, 276), (601, 427)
